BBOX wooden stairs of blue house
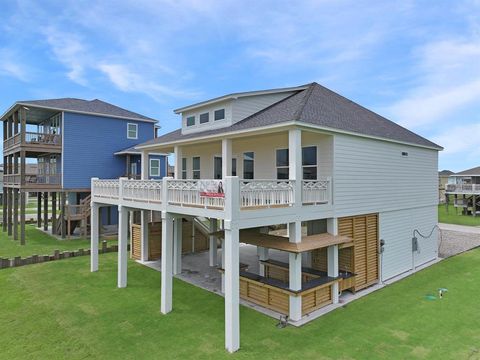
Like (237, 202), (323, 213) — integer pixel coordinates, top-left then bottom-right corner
(54, 195), (91, 238)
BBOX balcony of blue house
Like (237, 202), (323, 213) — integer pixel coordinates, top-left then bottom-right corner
(114, 146), (167, 180)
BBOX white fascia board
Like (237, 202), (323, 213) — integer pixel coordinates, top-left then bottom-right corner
(136, 121), (443, 152)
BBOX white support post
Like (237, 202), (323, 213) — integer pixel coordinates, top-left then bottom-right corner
(161, 211), (174, 314)
(222, 138), (232, 179)
(118, 205), (128, 288)
(327, 245), (340, 304)
(140, 210), (149, 262)
(221, 237), (226, 293)
(173, 217), (183, 275)
(209, 218), (218, 267)
(327, 217), (339, 303)
(288, 220), (302, 321)
(224, 227), (240, 353)
(129, 210), (134, 259)
(141, 151), (149, 180)
(257, 246), (269, 277)
(289, 128), (302, 206)
(90, 202), (99, 272)
(174, 145), (182, 179)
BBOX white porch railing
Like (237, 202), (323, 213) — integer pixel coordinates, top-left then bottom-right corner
(302, 177), (331, 204)
(91, 177), (332, 210)
(446, 184), (480, 194)
(167, 179), (225, 209)
(92, 179), (120, 199)
(123, 179), (162, 203)
(240, 180), (295, 208)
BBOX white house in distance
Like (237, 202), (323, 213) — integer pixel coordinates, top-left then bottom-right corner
(90, 82), (442, 353)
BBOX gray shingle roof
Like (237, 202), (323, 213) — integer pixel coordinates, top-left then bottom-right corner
(439, 170), (454, 176)
(17, 98), (156, 122)
(140, 82), (442, 149)
(454, 166), (480, 176)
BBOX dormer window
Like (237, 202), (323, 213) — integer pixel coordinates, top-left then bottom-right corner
(200, 112), (209, 124)
(127, 123), (138, 139)
(186, 116), (195, 127)
(214, 109), (225, 121)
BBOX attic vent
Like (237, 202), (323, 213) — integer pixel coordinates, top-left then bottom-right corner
(401, 151), (409, 157)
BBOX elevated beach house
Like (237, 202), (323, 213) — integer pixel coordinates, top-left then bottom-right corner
(1, 98), (166, 243)
(444, 166), (480, 217)
(90, 83), (442, 352)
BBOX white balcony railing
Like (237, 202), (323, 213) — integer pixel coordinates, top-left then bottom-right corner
(91, 177), (332, 211)
(302, 177), (331, 204)
(123, 179), (162, 203)
(92, 179), (120, 199)
(446, 184), (480, 194)
(240, 180), (295, 208)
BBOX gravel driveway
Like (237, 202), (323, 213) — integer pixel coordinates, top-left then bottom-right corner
(438, 225), (480, 258)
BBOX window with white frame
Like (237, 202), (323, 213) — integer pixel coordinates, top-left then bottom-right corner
(214, 108), (225, 121)
(199, 112), (209, 124)
(302, 146), (317, 180)
(186, 116), (195, 127)
(150, 159), (160, 177)
(182, 158), (187, 179)
(243, 152), (254, 179)
(127, 123), (138, 139)
(192, 157), (200, 179)
(276, 149), (289, 179)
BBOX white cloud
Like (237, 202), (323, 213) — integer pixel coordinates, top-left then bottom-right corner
(431, 123), (480, 162)
(0, 50), (29, 81)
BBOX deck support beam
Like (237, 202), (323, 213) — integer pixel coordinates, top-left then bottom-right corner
(43, 192), (48, 231)
(7, 188), (12, 236)
(222, 139), (232, 178)
(288, 220), (302, 322)
(51, 192), (57, 235)
(161, 212), (174, 314)
(140, 210), (149, 262)
(20, 191), (25, 245)
(224, 226), (240, 353)
(61, 192), (66, 238)
(209, 218), (218, 266)
(37, 192), (42, 228)
(13, 189), (18, 240)
(327, 218), (340, 303)
(90, 203), (100, 272)
(2, 186), (6, 232)
(173, 217), (183, 275)
(118, 205), (128, 288)
(174, 145), (182, 179)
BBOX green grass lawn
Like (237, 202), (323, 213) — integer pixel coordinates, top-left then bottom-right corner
(0, 226), (116, 258)
(438, 204), (480, 226)
(1, 250), (479, 359)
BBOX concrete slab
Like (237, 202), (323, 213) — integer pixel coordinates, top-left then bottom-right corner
(439, 222), (480, 234)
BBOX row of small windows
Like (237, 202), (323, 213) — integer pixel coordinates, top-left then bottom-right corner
(186, 108), (225, 127)
(180, 146), (317, 180)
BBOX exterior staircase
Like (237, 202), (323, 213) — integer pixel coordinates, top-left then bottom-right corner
(54, 194), (91, 237)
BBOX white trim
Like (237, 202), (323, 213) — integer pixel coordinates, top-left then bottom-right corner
(174, 85), (309, 113)
(127, 123), (138, 140)
(149, 158), (161, 177)
(136, 121), (442, 152)
(1, 102), (157, 123)
(213, 107), (226, 121)
(114, 150), (168, 156)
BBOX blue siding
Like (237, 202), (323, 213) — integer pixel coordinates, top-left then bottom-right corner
(62, 112), (155, 189)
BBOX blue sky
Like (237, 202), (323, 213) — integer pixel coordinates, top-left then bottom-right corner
(1, 0), (479, 172)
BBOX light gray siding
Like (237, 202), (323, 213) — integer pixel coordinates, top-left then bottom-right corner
(231, 92), (294, 123)
(333, 134), (438, 216)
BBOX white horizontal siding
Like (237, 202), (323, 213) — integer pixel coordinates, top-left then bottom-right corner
(231, 92), (294, 123)
(333, 134), (438, 216)
(380, 205), (438, 280)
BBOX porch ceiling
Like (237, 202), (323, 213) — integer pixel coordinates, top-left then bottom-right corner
(213, 229), (351, 253)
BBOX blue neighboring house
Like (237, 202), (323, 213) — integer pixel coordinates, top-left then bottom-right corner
(1, 98), (166, 241)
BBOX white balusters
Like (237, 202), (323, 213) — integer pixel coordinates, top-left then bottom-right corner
(239, 180), (295, 208)
(302, 177), (331, 204)
(92, 179), (120, 199)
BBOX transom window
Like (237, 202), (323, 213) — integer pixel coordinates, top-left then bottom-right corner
(276, 149), (289, 179)
(150, 159), (160, 177)
(214, 109), (225, 121)
(243, 152), (254, 179)
(127, 123), (138, 139)
(186, 116), (195, 127)
(192, 157), (200, 179)
(302, 146), (317, 180)
(199, 112), (209, 124)
(181, 158), (187, 179)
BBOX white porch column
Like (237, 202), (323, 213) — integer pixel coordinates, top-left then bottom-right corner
(222, 138), (232, 179)
(174, 145), (182, 179)
(224, 227), (240, 353)
(161, 211), (174, 314)
(221, 237), (226, 293)
(140, 210), (149, 262)
(173, 217), (183, 275)
(209, 218), (218, 266)
(90, 202), (99, 272)
(257, 247), (269, 277)
(288, 220), (302, 321)
(118, 205), (128, 288)
(129, 210), (134, 259)
(289, 128), (302, 206)
(327, 218), (339, 303)
(141, 151), (149, 180)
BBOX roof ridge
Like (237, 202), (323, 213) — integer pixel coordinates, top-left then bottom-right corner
(292, 83), (316, 121)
